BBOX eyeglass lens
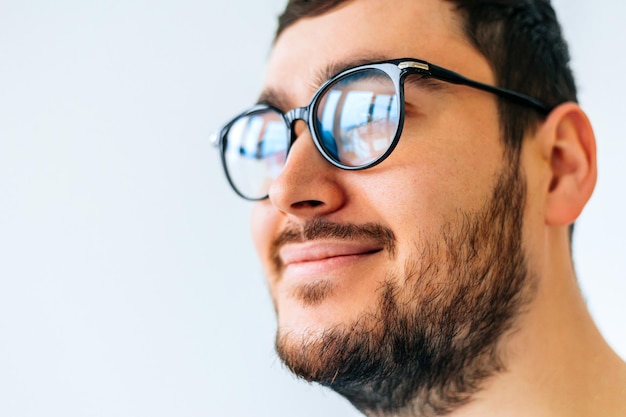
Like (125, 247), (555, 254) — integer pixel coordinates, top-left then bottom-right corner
(222, 67), (400, 200)
(314, 68), (399, 167)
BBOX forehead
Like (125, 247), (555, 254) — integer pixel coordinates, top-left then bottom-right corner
(263, 0), (492, 106)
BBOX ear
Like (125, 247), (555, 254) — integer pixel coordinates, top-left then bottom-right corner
(539, 102), (597, 226)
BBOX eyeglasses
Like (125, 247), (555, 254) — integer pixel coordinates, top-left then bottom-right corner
(211, 58), (551, 201)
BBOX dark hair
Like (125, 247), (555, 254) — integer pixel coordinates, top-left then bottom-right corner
(276, 0), (577, 157)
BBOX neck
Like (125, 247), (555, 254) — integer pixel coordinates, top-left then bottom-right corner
(440, 231), (626, 417)
(362, 229), (626, 417)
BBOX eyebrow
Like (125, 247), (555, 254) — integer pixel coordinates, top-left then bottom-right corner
(312, 53), (391, 88)
(256, 54), (449, 110)
(257, 53), (391, 110)
(256, 88), (290, 112)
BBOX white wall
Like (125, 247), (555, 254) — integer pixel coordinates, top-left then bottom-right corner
(0, 1), (623, 416)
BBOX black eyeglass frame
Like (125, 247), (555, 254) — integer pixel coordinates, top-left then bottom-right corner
(212, 57), (553, 201)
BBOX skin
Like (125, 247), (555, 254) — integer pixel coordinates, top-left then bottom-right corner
(249, 0), (626, 415)
(255, 0), (503, 342)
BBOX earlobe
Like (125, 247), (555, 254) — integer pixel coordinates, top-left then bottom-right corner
(542, 102), (597, 226)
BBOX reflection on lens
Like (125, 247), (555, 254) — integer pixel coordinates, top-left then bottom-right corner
(315, 68), (399, 167)
(223, 109), (288, 199)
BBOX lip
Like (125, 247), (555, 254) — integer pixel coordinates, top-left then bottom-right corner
(278, 241), (384, 276)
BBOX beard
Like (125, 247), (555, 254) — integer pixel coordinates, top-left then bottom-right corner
(271, 161), (534, 417)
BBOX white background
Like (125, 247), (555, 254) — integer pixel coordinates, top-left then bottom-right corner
(0, 1), (623, 416)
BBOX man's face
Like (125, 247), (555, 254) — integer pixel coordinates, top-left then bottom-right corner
(251, 0), (535, 414)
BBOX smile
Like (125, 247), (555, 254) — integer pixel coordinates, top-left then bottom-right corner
(278, 241), (384, 277)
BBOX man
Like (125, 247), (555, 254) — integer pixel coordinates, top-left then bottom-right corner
(213, 0), (626, 415)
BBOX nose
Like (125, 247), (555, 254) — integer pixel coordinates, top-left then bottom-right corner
(267, 120), (346, 218)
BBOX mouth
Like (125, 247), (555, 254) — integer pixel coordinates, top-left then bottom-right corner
(278, 241), (384, 277)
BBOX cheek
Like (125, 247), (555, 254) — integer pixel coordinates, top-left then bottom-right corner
(351, 142), (502, 256)
(400, 97), (503, 198)
(250, 202), (278, 270)
(354, 161), (455, 239)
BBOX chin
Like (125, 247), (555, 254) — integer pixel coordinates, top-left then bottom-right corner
(274, 278), (382, 339)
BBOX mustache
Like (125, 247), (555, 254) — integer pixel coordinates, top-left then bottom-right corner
(270, 218), (397, 267)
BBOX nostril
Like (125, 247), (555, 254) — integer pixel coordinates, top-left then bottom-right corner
(292, 200), (324, 209)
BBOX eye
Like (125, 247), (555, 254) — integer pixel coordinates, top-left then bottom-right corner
(314, 69), (399, 167)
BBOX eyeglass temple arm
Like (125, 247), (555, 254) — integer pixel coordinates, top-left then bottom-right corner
(400, 61), (552, 115)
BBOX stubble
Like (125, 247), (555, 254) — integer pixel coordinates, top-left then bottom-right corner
(273, 162), (534, 417)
